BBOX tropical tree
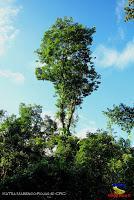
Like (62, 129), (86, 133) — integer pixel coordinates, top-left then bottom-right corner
(104, 104), (134, 140)
(35, 17), (100, 135)
(104, 103), (134, 134)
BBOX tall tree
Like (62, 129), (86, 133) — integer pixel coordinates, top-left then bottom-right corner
(125, 0), (134, 21)
(35, 17), (100, 135)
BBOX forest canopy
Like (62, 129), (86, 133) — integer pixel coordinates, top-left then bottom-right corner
(0, 17), (134, 200)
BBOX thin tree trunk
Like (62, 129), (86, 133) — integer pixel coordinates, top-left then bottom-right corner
(66, 100), (76, 134)
(60, 103), (65, 129)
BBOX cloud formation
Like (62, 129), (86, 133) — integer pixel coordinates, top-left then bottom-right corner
(0, 0), (15, 4)
(0, 69), (25, 83)
(0, 0), (21, 56)
(74, 115), (97, 139)
(95, 39), (134, 69)
(115, 0), (125, 23)
(74, 127), (97, 139)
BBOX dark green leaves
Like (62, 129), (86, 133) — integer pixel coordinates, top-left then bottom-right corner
(35, 17), (100, 134)
(125, 0), (134, 21)
(104, 103), (134, 134)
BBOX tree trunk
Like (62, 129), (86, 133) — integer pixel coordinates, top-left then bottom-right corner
(66, 100), (76, 134)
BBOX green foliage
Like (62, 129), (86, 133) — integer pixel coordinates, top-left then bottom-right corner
(125, 0), (134, 21)
(35, 17), (100, 134)
(1, 129), (134, 199)
(74, 132), (134, 198)
(0, 103), (57, 180)
(104, 103), (134, 136)
(75, 132), (123, 184)
(1, 16), (133, 199)
(54, 135), (79, 167)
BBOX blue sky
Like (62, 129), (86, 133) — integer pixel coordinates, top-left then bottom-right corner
(0, 0), (133, 141)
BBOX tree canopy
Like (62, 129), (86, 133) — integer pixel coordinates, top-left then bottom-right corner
(1, 120), (134, 199)
(35, 17), (100, 135)
(0, 103), (57, 180)
(104, 103), (134, 135)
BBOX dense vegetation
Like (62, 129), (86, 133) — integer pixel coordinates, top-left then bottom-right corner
(0, 17), (134, 200)
(0, 104), (134, 199)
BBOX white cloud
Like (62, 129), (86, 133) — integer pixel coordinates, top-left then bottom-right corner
(74, 115), (97, 139)
(0, 0), (15, 3)
(0, 69), (25, 83)
(95, 39), (134, 69)
(0, 1), (21, 56)
(115, 0), (125, 23)
(74, 127), (97, 139)
(108, 1), (126, 44)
